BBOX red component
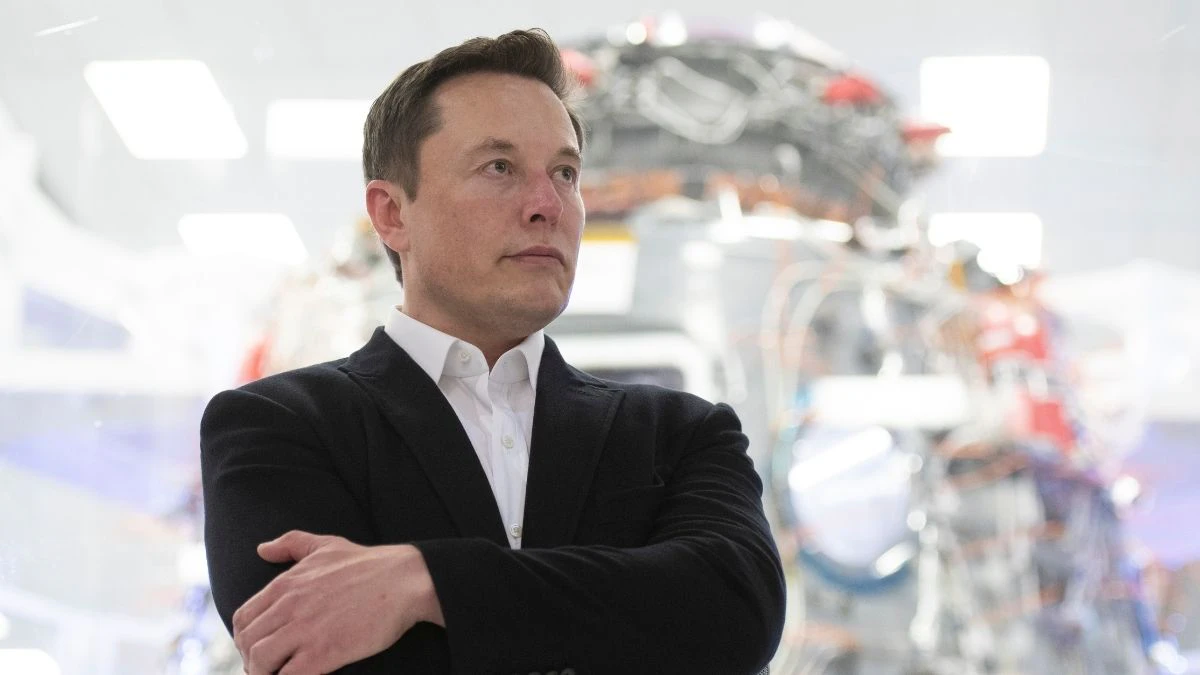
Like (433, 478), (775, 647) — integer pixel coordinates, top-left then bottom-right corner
(975, 288), (1079, 455)
(975, 295), (1051, 366)
(902, 120), (951, 144)
(1028, 398), (1078, 453)
(560, 48), (597, 88)
(561, 48), (600, 88)
(822, 73), (883, 106)
(1003, 391), (1078, 455)
(238, 336), (271, 384)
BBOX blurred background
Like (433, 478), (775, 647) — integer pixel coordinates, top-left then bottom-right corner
(1, 1), (1198, 673)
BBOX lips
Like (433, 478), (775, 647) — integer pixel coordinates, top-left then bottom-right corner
(509, 245), (565, 264)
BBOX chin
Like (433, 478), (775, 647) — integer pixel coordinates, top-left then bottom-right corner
(505, 295), (568, 329)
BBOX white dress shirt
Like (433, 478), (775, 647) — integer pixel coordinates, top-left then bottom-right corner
(384, 307), (544, 549)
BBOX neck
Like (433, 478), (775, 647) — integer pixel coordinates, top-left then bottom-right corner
(400, 304), (526, 370)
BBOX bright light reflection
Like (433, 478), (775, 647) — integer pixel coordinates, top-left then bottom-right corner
(83, 60), (247, 159)
(920, 56), (1050, 157)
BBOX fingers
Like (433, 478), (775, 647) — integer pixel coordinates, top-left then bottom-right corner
(239, 531), (320, 631)
(235, 531), (365, 674)
(276, 653), (307, 675)
(234, 591), (293, 668)
(258, 529), (328, 563)
(241, 631), (295, 675)
(232, 576), (275, 636)
(233, 563), (301, 638)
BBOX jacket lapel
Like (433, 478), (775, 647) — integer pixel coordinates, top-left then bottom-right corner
(341, 327), (508, 547)
(522, 337), (623, 548)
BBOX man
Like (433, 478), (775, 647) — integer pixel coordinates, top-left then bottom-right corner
(201, 28), (785, 675)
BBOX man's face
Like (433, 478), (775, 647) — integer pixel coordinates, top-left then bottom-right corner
(396, 71), (584, 341)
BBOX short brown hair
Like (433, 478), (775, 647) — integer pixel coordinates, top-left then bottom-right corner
(362, 28), (584, 285)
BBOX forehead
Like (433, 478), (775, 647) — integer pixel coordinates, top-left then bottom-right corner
(429, 72), (579, 152)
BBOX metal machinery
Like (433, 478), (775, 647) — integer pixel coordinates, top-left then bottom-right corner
(561, 14), (1170, 675)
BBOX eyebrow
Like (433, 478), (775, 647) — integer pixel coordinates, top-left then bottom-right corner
(556, 145), (583, 164)
(467, 136), (582, 164)
(468, 137), (516, 156)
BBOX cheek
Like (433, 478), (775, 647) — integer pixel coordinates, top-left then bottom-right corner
(565, 195), (586, 243)
(437, 200), (505, 269)
(565, 189), (585, 218)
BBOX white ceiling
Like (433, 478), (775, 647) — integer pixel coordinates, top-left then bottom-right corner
(1, 0), (1197, 273)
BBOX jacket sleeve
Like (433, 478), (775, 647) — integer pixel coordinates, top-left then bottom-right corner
(200, 384), (449, 672)
(200, 386), (376, 633)
(413, 402), (786, 675)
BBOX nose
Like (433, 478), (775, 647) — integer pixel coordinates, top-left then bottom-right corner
(522, 172), (564, 227)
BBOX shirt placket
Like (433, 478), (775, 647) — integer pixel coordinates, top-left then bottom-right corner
(493, 379), (528, 548)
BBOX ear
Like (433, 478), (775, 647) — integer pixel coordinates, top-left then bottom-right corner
(365, 179), (411, 256)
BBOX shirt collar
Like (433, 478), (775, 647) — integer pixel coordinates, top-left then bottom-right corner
(383, 306), (544, 387)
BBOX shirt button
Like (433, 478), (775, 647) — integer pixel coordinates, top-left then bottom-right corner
(501, 434), (514, 449)
(509, 524), (523, 539)
(457, 350), (470, 364)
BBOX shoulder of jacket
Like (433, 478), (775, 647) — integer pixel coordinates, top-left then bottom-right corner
(221, 357), (358, 413)
(573, 368), (716, 421)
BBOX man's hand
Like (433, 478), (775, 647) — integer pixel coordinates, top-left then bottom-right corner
(231, 530), (444, 675)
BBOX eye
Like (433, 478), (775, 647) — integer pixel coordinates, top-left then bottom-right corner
(556, 166), (579, 183)
(485, 159), (510, 175)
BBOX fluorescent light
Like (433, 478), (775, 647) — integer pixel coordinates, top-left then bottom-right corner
(753, 18), (793, 49)
(625, 22), (648, 45)
(812, 219), (854, 243)
(178, 213), (307, 265)
(920, 56), (1050, 157)
(656, 12), (688, 46)
(928, 212), (1043, 278)
(83, 60), (247, 159)
(267, 99), (371, 159)
(0, 650), (61, 675)
(808, 375), (971, 429)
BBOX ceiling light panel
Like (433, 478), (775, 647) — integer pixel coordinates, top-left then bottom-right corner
(83, 60), (248, 160)
(920, 56), (1051, 158)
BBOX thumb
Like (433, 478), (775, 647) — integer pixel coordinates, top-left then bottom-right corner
(257, 530), (325, 563)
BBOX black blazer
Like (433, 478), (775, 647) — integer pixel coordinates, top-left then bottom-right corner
(201, 327), (785, 674)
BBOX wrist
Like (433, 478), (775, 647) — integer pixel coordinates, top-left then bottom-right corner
(398, 544), (445, 627)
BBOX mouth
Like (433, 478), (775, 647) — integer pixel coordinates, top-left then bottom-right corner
(508, 246), (565, 265)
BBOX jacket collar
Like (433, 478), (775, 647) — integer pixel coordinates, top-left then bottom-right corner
(343, 327), (623, 548)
